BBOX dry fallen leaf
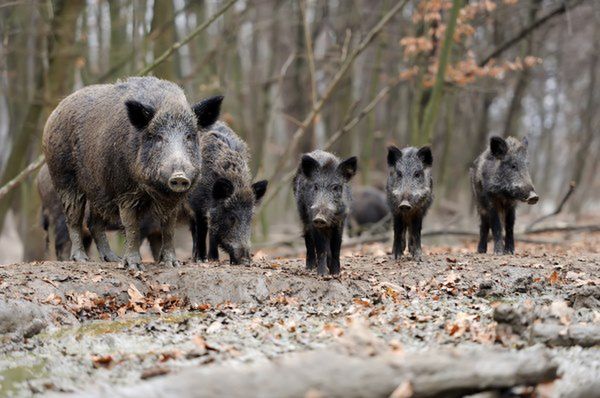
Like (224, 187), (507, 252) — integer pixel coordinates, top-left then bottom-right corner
(390, 381), (413, 398)
(550, 300), (573, 326)
(548, 270), (560, 285)
(42, 293), (62, 305)
(92, 355), (113, 369)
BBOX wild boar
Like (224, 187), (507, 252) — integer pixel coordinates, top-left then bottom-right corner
(386, 145), (433, 261)
(42, 76), (222, 270)
(293, 150), (357, 275)
(188, 122), (267, 264)
(471, 136), (539, 254)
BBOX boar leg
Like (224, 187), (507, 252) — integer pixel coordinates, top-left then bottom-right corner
(208, 233), (219, 262)
(392, 215), (406, 260)
(329, 224), (343, 275)
(119, 205), (143, 271)
(408, 216), (423, 261)
(146, 232), (162, 263)
(54, 215), (71, 261)
(192, 216), (209, 262)
(61, 191), (89, 262)
(313, 229), (330, 276)
(477, 211), (490, 253)
(304, 228), (317, 270)
(490, 207), (504, 255)
(88, 211), (120, 262)
(159, 212), (179, 267)
(504, 205), (516, 254)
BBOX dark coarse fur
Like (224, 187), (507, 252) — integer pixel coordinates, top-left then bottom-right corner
(189, 122), (267, 265)
(348, 186), (389, 236)
(37, 164), (172, 262)
(470, 136), (539, 255)
(37, 164), (92, 260)
(293, 150), (357, 275)
(386, 145), (433, 261)
(42, 76), (222, 270)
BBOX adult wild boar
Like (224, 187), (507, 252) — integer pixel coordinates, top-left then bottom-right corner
(42, 77), (222, 270)
(293, 150), (357, 275)
(386, 145), (433, 261)
(471, 136), (539, 255)
(189, 122), (267, 264)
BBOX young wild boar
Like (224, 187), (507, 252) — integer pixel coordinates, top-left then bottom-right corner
(42, 76), (222, 270)
(293, 150), (357, 275)
(348, 186), (389, 236)
(471, 136), (539, 255)
(386, 145), (433, 261)
(188, 122), (268, 265)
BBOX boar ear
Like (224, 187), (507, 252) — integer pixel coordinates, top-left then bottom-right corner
(301, 155), (320, 178)
(212, 177), (234, 201)
(521, 136), (529, 148)
(338, 156), (358, 181)
(125, 100), (155, 130)
(252, 180), (268, 202)
(417, 146), (433, 168)
(193, 95), (223, 129)
(490, 136), (508, 158)
(387, 146), (402, 166)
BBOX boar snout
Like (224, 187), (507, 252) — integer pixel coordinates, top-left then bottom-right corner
(228, 245), (251, 265)
(526, 190), (539, 205)
(168, 171), (191, 193)
(311, 205), (334, 228)
(399, 199), (412, 211)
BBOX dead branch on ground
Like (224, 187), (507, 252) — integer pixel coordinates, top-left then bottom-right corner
(525, 181), (576, 231)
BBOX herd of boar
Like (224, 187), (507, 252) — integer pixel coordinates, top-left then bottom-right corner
(37, 77), (539, 276)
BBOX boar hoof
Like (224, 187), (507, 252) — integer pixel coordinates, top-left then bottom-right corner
(161, 259), (180, 268)
(504, 248), (515, 255)
(100, 251), (121, 263)
(121, 256), (144, 271)
(70, 250), (89, 262)
(412, 253), (423, 262)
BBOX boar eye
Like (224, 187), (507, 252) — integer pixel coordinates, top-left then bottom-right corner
(511, 163), (518, 170)
(313, 183), (318, 192)
(397, 171), (403, 179)
(186, 132), (196, 141)
(414, 170), (423, 178)
(332, 184), (342, 193)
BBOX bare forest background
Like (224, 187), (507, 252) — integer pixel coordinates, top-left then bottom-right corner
(0, 0), (598, 263)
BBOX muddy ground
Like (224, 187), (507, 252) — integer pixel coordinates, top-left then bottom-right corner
(0, 232), (599, 397)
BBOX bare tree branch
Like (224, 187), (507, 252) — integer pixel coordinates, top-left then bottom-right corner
(478, 0), (583, 67)
(0, 154), (44, 201)
(138, 0), (238, 76)
(267, 0), (410, 184)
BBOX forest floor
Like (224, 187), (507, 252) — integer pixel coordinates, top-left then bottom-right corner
(0, 231), (599, 397)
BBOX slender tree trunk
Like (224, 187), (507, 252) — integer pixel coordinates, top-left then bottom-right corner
(0, 0), (84, 248)
(150, 0), (178, 80)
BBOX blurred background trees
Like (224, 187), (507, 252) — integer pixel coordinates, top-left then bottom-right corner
(0, 0), (598, 262)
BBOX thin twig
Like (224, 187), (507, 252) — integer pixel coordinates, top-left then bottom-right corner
(525, 181), (576, 231)
(260, 76), (403, 208)
(0, 154), (45, 201)
(267, 0), (409, 184)
(478, 0), (583, 67)
(138, 0), (238, 76)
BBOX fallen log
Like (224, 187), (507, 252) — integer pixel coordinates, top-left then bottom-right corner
(531, 323), (600, 348)
(77, 348), (557, 398)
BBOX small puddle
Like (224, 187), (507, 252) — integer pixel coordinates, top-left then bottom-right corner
(0, 361), (47, 396)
